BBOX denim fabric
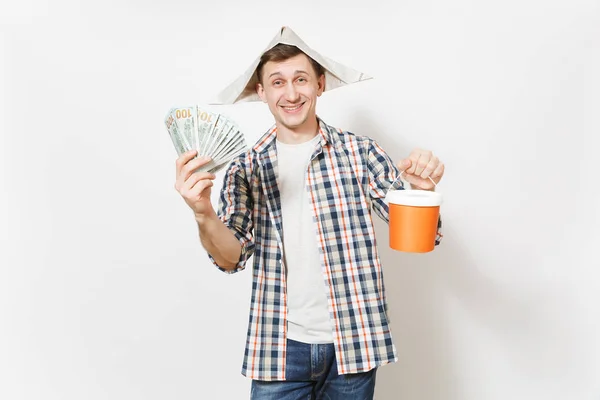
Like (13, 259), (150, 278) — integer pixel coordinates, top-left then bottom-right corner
(250, 339), (377, 400)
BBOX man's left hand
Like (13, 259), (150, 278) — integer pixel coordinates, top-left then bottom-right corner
(397, 148), (444, 191)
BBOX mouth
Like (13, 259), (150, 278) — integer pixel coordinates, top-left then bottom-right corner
(280, 102), (305, 114)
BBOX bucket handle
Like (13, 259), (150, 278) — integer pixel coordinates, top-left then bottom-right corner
(389, 170), (438, 192)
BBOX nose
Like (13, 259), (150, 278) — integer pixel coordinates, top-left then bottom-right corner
(284, 82), (300, 102)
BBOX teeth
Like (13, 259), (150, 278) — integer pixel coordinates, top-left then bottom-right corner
(283, 104), (302, 111)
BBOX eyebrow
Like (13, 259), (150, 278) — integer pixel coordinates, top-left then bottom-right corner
(268, 70), (310, 78)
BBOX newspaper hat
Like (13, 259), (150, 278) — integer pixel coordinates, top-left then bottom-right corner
(210, 26), (372, 104)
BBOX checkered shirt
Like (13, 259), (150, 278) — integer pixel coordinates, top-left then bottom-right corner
(208, 118), (442, 381)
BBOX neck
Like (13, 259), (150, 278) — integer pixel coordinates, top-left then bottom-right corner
(275, 117), (319, 144)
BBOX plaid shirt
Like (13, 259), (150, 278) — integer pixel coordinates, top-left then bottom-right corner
(209, 118), (442, 381)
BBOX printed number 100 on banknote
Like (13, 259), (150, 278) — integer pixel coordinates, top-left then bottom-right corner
(163, 105), (248, 174)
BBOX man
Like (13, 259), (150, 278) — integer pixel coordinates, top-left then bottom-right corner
(174, 27), (444, 399)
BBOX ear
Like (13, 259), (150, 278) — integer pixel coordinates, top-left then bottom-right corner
(316, 74), (325, 97)
(256, 83), (267, 103)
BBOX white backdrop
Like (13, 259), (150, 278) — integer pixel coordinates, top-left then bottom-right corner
(1, 0), (599, 399)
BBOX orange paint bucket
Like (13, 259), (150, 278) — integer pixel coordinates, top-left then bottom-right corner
(385, 190), (443, 253)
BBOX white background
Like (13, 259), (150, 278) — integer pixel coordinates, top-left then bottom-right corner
(1, 0), (599, 399)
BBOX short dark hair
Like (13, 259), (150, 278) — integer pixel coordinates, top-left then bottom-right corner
(256, 44), (325, 84)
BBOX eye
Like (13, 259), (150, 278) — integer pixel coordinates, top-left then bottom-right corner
(272, 80), (283, 86)
(297, 77), (307, 83)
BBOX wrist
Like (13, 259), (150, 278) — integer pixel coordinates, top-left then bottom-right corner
(194, 209), (218, 226)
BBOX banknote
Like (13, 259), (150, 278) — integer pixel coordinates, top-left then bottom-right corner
(164, 110), (190, 155)
(171, 106), (198, 150)
(196, 107), (219, 156)
(204, 115), (233, 158)
(164, 105), (248, 174)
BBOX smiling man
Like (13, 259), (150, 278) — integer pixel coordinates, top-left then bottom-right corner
(174, 27), (445, 399)
(255, 48), (325, 144)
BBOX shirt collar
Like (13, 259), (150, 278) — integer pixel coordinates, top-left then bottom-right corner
(252, 116), (332, 155)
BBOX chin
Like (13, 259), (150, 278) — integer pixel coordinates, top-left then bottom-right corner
(279, 114), (308, 129)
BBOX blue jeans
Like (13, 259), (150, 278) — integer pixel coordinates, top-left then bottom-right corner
(251, 338), (377, 400)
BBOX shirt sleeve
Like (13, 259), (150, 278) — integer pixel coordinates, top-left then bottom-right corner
(366, 139), (443, 246)
(207, 154), (255, 274)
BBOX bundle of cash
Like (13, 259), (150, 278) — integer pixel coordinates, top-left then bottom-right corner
(164, 105), (248, 174)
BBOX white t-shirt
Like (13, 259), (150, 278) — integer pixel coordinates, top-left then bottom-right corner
(276, 134), (333, 344)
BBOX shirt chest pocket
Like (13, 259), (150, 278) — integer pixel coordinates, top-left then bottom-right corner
(327, 149), (369, 210)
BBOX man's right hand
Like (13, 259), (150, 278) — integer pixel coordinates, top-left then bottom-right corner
(175, 150), (217, 219)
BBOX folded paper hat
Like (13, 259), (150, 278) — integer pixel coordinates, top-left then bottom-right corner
(209, 26), (372, 105)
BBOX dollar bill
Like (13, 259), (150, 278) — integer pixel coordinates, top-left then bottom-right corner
(172, 106), (197, 150)
(211, 129), (245, 161)
(164, 109), (190, 155)
(203, 115), (233, 158)
(196, 107), (219, 156)
(165, 105), (248, 174)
